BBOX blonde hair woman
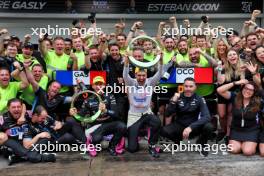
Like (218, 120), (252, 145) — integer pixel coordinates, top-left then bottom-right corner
(216, 49), (245, 143)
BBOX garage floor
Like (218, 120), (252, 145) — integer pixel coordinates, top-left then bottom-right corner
(0, 143), (264, 176)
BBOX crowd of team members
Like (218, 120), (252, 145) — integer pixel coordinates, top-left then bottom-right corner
(0, 11), (264, 165)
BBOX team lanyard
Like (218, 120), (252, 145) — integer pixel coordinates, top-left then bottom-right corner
(241, 105), (249, 128)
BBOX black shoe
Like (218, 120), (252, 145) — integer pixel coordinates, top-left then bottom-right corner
(41, 153), (56, 162)
(148, 145), (159, 158)
(2, 147), (13, 159)
(108, 148), (117, 156)
(8, 155), (26, 165)
(216, 132), (226, 143)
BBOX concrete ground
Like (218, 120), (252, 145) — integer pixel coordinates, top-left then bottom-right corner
(0, 140), (264, 176)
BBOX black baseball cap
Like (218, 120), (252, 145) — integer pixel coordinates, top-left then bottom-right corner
(10, 35), (20, 41)
(23, 42), (34, 49)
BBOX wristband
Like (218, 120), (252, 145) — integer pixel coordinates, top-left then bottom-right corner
(130, 29), (135, 32)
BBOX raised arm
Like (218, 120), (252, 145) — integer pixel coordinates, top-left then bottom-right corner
(126, 21), (140, 46)
(197, 16), (211, 37)
(91, 22), (99, 45)
(81, 46), (91, 70)
(156, 22), (166, 47)
(0, 29), (8, 56)
(169, 16), (179, 39)
(251, 10), (261, 22)
(197, 48), (218, 67)
(217, 79), (248, 99)
(39, 34), (49, 58)
(24, 34), (31, 44)
(17, 64), (29, 90)
(24, 63), (39, 92)
(123, 55), (135, 86)
(97, 34), (108, 62)
(240, 20), (253, 37)
(114, 22), (125, 36)
(149, 56), (164, 86)
(69, 52), (78, 71)
(244, 61), (262, 89)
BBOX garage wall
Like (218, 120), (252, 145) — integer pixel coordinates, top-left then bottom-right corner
(0, 13), (263, 43)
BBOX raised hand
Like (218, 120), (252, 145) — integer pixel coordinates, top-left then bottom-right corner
(69, 107), (77, 116)
(245, 61), (258, 74)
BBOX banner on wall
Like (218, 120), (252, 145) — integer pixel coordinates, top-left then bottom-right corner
(0, 0), (262, 14)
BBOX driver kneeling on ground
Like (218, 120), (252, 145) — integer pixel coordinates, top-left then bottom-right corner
(69, 76), (126, 157)
(160, 77), (214, 157)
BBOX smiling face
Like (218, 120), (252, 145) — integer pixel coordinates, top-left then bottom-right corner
(164, 38), (175, 52)
(242, 83), (255, 99)
(136, 71), (147, 85)
(6, 45), (18, 58)
(143, 41), (153, 54)
(0, 69), (10, 87)
(183, 80), (196, 97)
(109, 45), (120, 60)
(196, 37), (206, 48)
(92, 82), (105, 94)
(8, 101), (22, 120)
(189, 48), (200, 63)
(89, 48), (99, 62)
(217, 40), (228, 55)
(116, 35), (126, 48)
(256, 46), (264, 63)
(72, 37), (83, 51)
(178, 40), (188, 55)
(54, 39), (65, 55)
(246, 34), (259, 50)
(22, 47), (33, 59)
(47, 82), (61, 100)
(133, 49), (144, 61)
(32, 65), (43, 82)
(227, 50), (238, 65)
